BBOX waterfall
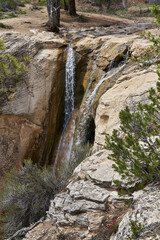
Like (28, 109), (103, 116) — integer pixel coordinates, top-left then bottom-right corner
(54, 46), (76, 170)
(64, 46), (75, 128)
(74, 52), (129, 145)
(89, 50), (129, 105)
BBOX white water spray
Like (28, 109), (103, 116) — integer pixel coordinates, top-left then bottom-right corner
(64, 46), (75, 127)
(54, 46), (76, 170)
(74, 52), (129, 145)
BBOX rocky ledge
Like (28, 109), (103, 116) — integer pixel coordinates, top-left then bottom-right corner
(23, 150), (160, 240)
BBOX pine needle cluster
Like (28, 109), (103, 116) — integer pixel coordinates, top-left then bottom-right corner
(105, 5), (160, 187)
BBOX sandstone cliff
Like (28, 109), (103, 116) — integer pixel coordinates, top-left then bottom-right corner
(0, 23), (159, 240)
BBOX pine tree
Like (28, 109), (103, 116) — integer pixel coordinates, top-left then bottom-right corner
(105, 82), (160, 186)
(105, 5), (160, 187)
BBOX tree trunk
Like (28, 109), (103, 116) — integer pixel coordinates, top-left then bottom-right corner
(122, 0), (127, 8)
(98, 0), (102, 9)
(106, 0), (111, 10)
(63, 0), (68, 11)
(46, 0), (60, 32)
(68, 0), (76, 15)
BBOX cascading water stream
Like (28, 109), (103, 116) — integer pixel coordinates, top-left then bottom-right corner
(74, 51), (129, 145)
(64, 46), (75, 129)
(54, 46), (76, 170)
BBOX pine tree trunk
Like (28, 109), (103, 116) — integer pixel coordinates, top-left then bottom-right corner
(122, 0), (127, 8)
(63, 0), (68, 11)
(68, 0), (76, 15)
(106, 0), (111, 10)
(46, 0), (60, 32)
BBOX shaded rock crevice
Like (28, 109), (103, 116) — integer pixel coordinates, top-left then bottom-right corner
(0, 32), (67, 178)
(39, 47), (67, 166)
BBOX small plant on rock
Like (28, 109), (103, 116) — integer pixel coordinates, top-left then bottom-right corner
(127, 220), (144, 240)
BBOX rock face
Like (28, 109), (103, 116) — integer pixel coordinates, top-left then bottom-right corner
(1, 25), (159, 240)
(0, 32), (66, 182)
(94, 68), (158, 147)
(0, 24), (154, 180)
(24, 150), (126, 240)
(23, 151), (160, 240)
(0, 114), (41, 182)
(114, 184), (160, 240)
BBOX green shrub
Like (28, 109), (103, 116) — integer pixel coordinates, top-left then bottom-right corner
(0, 22), (12, 28)
(0, 0), (19, 11)
(7, 12), (17, 17)
(0, 160), (62, 238)
(36, 0), (46, 6)
(0, 39), (28, 104)
(105, 82), (160, 187)
(78, 14), (86, 22)
(17, 9), (26, 14)
(127, 220), (144, 240)
(105, 5), (160, 187)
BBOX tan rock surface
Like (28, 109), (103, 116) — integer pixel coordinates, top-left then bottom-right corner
(45, 151), (126, 240)
(113, 184), (160, 240)
(24, 219), (57, 240)
(0, 33), (66, 181)
(0, 114), (41, 182)
(1, 23), (159, 240)
(94, 69), (158, 147)
(1, 33), (66, 126)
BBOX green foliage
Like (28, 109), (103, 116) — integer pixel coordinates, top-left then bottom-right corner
(7, 12), (17, 17)
(0, 39), (28, 104)
(36, 0), (46, 6)
(151, 4), (160, 25)
(137, 29), (160, 67)
(78, 14), (86, 22)
(57, 232), (65, 240)
(105, 4), (160, 187)
(0, 0), (18, 11)
(0, 10), (3, 18)
(136, 5), (160, 67)
(60, 0), (68, 10)
(105, 83), (160, 186)
(17, 9), (26, 14)
(0, 0), (27, 11)
(0, 22), (12, 28)
(127, 220), (144, 240)
(0, 160), (63, 238)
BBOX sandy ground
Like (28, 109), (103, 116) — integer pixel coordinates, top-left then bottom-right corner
(0, 3), (137, 35)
